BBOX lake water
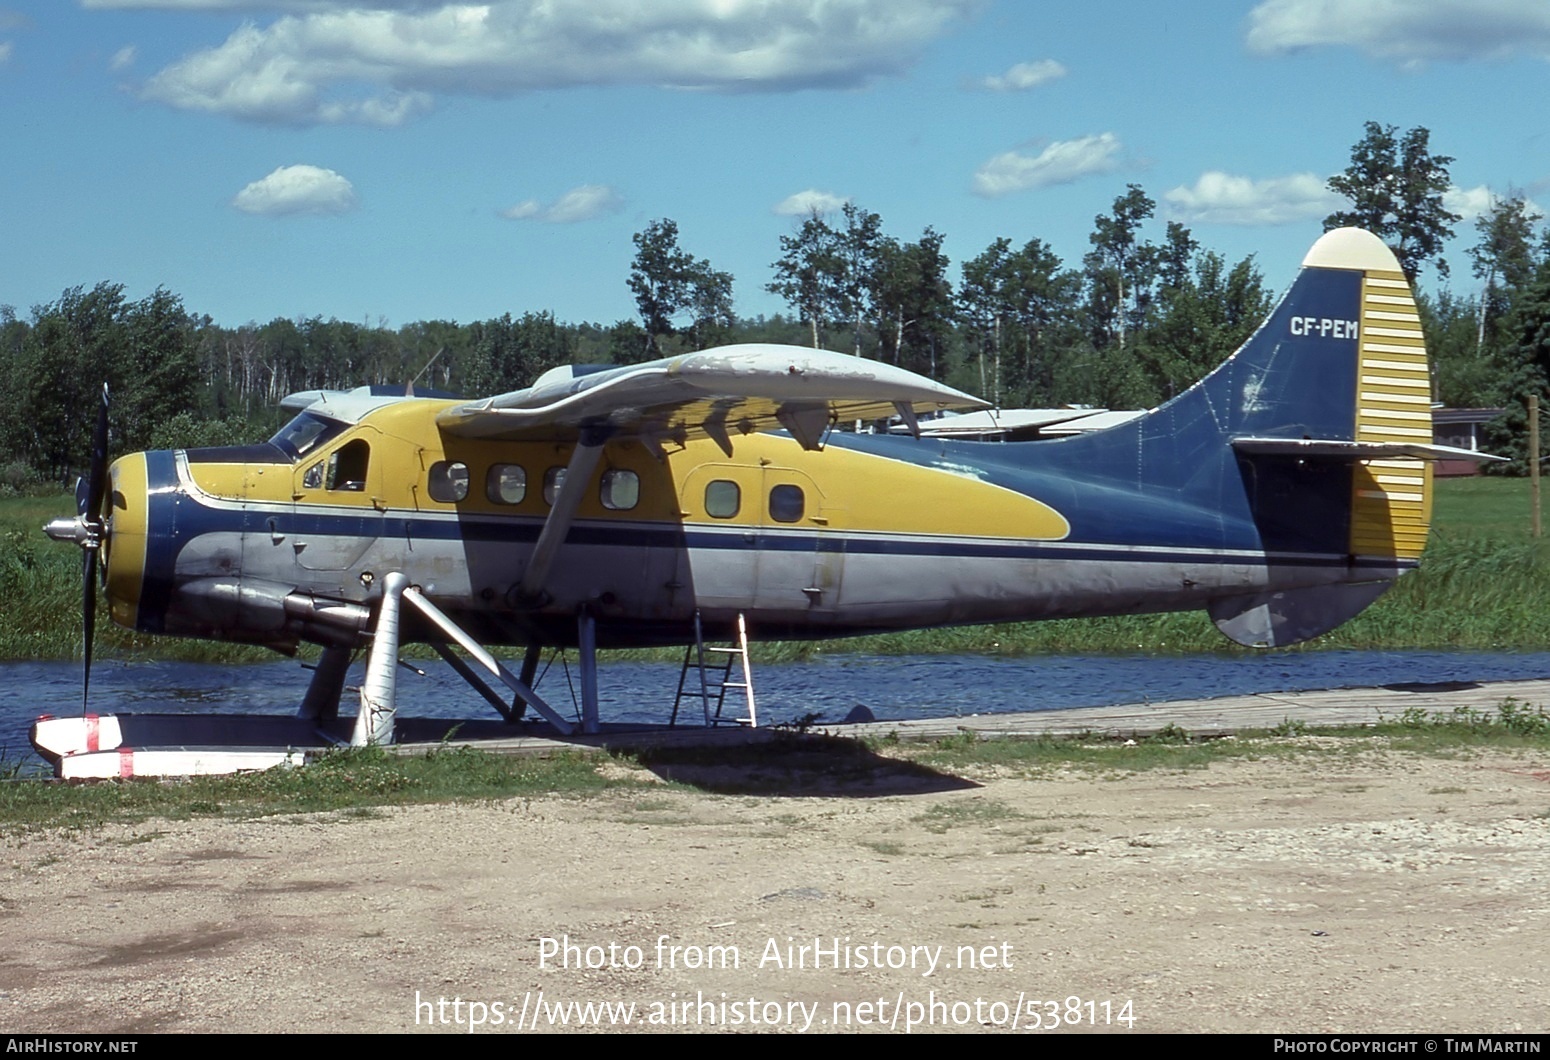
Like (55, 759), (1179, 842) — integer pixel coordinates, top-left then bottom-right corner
(5, 650), (1550, 765)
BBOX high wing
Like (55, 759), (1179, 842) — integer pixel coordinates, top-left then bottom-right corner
(435, 343), (988, 454)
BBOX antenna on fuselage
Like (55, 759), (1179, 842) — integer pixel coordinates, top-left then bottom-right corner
(405, 347), (445, 398)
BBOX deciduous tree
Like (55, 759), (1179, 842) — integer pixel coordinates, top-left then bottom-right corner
(1468, 192), (1541, 354)
(873, 227), (954, 379)
(627, 219), (736, 357)
(1483, 256), (1550, 472)
(959, 236), (1079, 404)
(767, 210), (840, 349)
(1083, 185), (1159, 352)
(1325, 121), (1460, 283)
(834, 203), (884, 357)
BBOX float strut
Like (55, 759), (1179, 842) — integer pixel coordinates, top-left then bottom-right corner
(402, 586), (574, 735)
(298, 643), (352, 723)
(352, 572), (408, 746)
(577, 608), (599, 734)
(515, 643), (542, 720)
(430, 642), (515, 722)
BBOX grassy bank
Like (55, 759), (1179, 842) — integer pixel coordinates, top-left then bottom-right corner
(2, 475), (1545, 663)
(3, 703), (1547, 831)
(0, 493), (273, 664)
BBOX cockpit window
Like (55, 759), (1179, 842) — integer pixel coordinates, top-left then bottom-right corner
(270, 412), (347, 460)
(326, 439), (370, 492)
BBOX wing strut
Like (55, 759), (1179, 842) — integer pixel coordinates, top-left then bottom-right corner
(515, 431), (608, 605)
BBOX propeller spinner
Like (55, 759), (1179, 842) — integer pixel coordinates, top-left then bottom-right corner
(42, 384), (111, 709)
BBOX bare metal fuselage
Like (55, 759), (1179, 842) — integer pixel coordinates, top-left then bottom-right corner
(110, 424), (1398, 654)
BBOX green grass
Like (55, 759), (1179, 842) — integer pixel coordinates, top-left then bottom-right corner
(0, 492), (272, 663)
(5, 476), (1550, 662)
(0, 745), (622, 833)
(4, 702), (1544, 832)
(911, 726), (1259, 775)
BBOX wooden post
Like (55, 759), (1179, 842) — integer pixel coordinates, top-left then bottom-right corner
(1531, 394), (1541, 538)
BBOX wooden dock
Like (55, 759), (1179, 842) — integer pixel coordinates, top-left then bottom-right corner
(826, 676), (1550, 742)
(34, 676), (1550, 776)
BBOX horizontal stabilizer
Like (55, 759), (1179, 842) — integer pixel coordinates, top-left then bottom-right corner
(1232, 437), (1506, 463)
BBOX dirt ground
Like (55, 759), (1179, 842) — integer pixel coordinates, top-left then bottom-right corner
(2, 741), (1548, 1035)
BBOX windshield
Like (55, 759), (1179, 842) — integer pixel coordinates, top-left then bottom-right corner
(269, 411), (347, 461)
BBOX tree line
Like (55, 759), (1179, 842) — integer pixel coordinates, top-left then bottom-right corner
(5, 120), (1550, 486)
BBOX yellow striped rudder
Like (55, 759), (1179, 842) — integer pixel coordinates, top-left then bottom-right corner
(1350, 267), (1432, 560)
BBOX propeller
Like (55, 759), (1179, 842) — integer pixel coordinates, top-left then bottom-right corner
(44, 384), (110, 710)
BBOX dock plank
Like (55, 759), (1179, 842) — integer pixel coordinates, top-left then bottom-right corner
(394, 678), (1550, 755)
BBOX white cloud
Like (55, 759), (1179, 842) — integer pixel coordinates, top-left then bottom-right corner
(0, 41), (11, 64)
(1444, 185), (1543, 223)
(1164, 171), (1340, 225)
(971, 133), (1121, 197)
(232, 164), (357, 216)
(979, 58), (1065, 91)
(1246, 0), (1550, 63)
(772, 189), (849, 216)
(134, 0), (977, 126)
(499, 184), (623, 223)
(109, 45), (137, 71)
(84, 1), (424, 8)
(1443, 184), (1522, 222)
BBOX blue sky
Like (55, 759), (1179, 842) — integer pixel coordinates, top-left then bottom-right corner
(3, 1), (1549, 331)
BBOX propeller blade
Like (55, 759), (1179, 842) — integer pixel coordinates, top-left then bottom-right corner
(83, 548), (98, 710)
(85, 383), (109, 525)
(81, 383), (108, 710)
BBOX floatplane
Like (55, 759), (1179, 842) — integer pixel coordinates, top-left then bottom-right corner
(31, 229), (1491, 777)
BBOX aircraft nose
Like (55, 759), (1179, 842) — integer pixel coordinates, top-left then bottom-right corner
(103, 452), (150, 631)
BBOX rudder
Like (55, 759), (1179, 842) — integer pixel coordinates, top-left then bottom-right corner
(1338, 238), (1433, 562)
(1211, 228), (1438, 646)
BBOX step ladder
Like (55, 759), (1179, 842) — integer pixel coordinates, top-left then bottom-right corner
(671, 611), (757, 728)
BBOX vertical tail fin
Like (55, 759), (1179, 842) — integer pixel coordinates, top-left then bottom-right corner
(1208, 228), (1436, 646)
(1329, 233), (1433, 562)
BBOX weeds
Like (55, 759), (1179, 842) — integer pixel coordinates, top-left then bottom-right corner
(1389, 699), (1550, 740)
(1147, 723), (1192, 744)
(914, 798), (1022, 834)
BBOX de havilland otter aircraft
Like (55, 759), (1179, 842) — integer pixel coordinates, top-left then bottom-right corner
(33, 228), (1485, 777)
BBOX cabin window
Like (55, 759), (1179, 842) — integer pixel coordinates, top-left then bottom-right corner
(326, 439), (370, 492)
(705, 480), (740, 518)
(769, 484), (805, 523)
(543, 467), (566, 506)
(302, 461), (324, 490)
(428, 461), (469, 503)
(487, 464), (526, 504)
(600, 469), (639, 511)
